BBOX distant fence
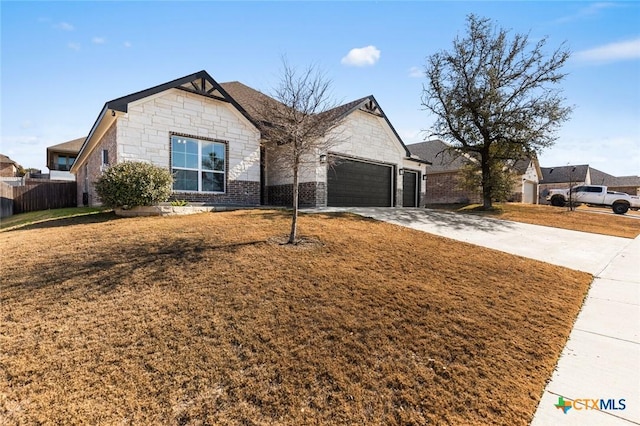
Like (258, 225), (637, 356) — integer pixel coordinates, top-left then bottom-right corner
(1, 182), (13, 218)
(4, 182), (77, 216)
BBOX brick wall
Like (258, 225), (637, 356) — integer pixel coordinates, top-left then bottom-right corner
(171, 180), (260, 205)
(426, 171), (482, 204)
(0, 163), (17, 178)
(267, 182), (325, 207)
(76, 123), (117, 206)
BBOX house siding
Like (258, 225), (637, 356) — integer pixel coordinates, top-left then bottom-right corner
(76, 123), (117, 206)
(265, 109), (426, 207)
(86, 88), (262, 206)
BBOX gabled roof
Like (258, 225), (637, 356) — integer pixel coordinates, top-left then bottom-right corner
(407, 140), (473, 173)
(106, 71), (251, 120)
(590, 167), (640, 187)
(72, 71), (256, 173)
(221, 81), (416, 159)
(540, 165), (590, 184)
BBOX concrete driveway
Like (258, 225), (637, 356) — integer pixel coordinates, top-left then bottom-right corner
(311, 207), (630, 274)
(307, 207), (639, 425)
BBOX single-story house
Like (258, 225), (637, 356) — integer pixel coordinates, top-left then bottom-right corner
(539, 165), (640, 199)
(407, 139), (541, 204)
(71, 70), (429, 208)
(1, 154), (19, 178)
(46, 138), (83, 181)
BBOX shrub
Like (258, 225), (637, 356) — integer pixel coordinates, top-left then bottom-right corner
(95, 161), (173, 208)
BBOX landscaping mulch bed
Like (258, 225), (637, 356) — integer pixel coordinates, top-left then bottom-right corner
(0, 210), (591, 425)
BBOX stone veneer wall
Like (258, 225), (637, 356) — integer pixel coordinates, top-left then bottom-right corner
(426, 171), (482, 204)
(78, 88), (261, 207)
(76, 123), (117, 206)
(266, 182), (325, 207)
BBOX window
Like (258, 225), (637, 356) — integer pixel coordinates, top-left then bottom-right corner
(586, 186), (603, 193)
(102, 150), (109, 166)
(56, 155), (76, 171)
(171, 135), (225, 192)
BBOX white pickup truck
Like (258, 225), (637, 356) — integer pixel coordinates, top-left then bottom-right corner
(546, 185), (640, 215)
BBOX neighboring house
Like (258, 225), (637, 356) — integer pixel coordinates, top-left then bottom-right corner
(71, 70), (429, 208)
(46, 138), (83, 181)
(540, 165), (640, 200)
(0, 154), (19, 178)
(406, 140), (541, 204)
(0, 154), (23, 186)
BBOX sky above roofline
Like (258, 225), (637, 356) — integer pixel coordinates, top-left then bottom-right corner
(1, 1), (638, 176)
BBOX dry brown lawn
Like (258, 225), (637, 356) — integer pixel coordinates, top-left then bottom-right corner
(1, 210), (591, 425)
(427, 203), (640, 239)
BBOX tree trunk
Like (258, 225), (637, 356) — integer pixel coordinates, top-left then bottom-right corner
(288, 162), (299, 244)
(481, 154), (493, 210)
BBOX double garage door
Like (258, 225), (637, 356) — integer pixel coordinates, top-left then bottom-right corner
(327, 157), (419, 207)
(327, 157), (393, 207)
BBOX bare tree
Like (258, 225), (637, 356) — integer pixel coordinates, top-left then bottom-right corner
(259, 60), (343, 243)
(422, 14), (572, 209)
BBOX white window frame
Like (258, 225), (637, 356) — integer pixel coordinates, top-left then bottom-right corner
(170, 134), (226, 193)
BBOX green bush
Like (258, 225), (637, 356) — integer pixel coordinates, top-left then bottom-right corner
(95, 161), (173, 208)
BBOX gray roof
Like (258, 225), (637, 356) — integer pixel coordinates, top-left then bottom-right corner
(540, 165), (640, 187)
(590, 167), (640, 187)
(406, 140), (473, 173)
(221, 81), (415, 158)
(540, 165), (590, 184)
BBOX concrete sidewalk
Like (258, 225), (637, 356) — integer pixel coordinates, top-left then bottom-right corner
(308, 207), (639, 425)
(531, 235), (640, 426)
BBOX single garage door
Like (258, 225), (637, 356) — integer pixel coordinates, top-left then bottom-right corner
(523, 181), (537, 204)
(327, 157), (393, 207)
(402, 171), (418, 207)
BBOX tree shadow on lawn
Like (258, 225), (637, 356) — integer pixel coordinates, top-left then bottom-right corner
(307, 207), (518, 233)
(2, 235), (266, 299)
(5, 211), (121, 232)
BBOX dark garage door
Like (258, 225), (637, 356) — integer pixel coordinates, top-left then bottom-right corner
(403, 171), (418, 207)
(327, 157), (393, 207)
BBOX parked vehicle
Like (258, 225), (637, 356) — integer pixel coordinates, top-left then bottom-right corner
(546, 185), (640, 215)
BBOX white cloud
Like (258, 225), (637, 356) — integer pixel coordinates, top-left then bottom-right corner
(124, 41), (132, 48)
(92, 37), (106, 44)
(575, 38), (640, 63)
(68, 42), (81, 51)
(54, 22), (74, 31)
(408, 66), (423, 78)
(555, 2), (617, 24)
(341, 45), (381, 67)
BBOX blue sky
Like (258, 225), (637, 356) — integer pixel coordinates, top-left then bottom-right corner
(1, 1), (639, 176)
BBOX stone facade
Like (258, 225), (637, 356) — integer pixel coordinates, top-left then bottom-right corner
(78, 88), (261, 207)
(266, 110), (427, 207)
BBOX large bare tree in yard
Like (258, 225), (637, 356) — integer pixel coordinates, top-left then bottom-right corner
(422, 14), (572, 209)
(259, 61), (343, 244)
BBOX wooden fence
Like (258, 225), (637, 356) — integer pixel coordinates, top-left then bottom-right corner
(10, 182), (77, 215)
(0, 182), (13, 218)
